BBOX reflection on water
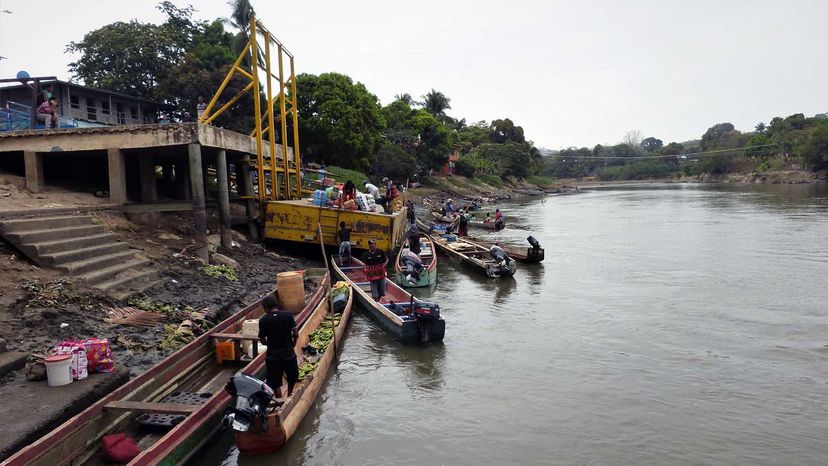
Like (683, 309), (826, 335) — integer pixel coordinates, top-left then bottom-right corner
(194, 182), (828, 466)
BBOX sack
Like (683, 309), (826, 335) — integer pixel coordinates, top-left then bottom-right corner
(102, 433), (140, 463)
(51, 340), (88, 380)
(25, 354), (46, 381)
(81, 338), (115, 373)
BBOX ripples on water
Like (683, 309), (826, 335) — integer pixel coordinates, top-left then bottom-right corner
(197, 183), (828, 466)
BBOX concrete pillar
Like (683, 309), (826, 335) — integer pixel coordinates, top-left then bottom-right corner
(216, 150), (232, 248)
(107, 148), (127, 205)
(23, 151), (44, 193)
(237, 157), (259, 239)
(188, 143), (209, 262)
(138, 156), (158, 202)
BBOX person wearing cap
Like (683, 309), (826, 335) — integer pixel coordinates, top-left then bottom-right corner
(361, 239), (388, 301)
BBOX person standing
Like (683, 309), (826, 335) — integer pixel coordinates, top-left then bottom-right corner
(406, 200), (416, 225)
(494, 208), (504, 230)
(361, 239), (388, 302)
(35, 97), (59, 129)
(338, 221), (352, 265)
(40, 84), (55, 104)
(363, 180), (381, 201)
(458, 210), (469, 237)
(258, 296), (298, 398)
(196, 96), (207, 121)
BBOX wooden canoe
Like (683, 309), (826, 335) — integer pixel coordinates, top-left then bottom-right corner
(1, 269), (330, 466)
(427, 232), (517, 278)
(234, 282), (354, 454)
(465, 236), (544, 263)
(431, 210), (454, 223)
(332, 256), (445, 344)
(394, 234), (437, 288)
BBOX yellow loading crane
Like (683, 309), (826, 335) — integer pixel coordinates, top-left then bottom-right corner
(200, 16), (407, 251)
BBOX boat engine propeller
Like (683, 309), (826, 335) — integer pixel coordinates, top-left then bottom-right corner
(224, 372), (275, 433)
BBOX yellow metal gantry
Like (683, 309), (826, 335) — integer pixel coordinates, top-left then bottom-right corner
(199, 15), (302, 205)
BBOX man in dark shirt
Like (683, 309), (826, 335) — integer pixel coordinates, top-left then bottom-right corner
(258, 296), (299, 398)
(361, 239), (388, 301)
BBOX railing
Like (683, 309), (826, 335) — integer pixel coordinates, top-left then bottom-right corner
(0, 100), (80, 131)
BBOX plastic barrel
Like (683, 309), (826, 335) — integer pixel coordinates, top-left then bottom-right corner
(277, 271), (305, 313)
(45, 354), (73, 387)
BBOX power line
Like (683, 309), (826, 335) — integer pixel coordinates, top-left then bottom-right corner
(551, 144), (776, 161)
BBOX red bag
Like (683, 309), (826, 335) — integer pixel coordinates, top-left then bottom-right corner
(102, 433), (140, 462)
(364, 263), (386, 281)
(81, 338), (115, 373)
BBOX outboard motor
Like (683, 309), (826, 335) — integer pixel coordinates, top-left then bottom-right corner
(401, 257), (423, 285)
(411, 300), (441, 344)
(527, 235), (541, 252)
(224, 373), (275, 432)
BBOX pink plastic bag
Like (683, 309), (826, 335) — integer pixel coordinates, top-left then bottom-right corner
(51, 340), (88, 380)
(81, 338), (115, 373)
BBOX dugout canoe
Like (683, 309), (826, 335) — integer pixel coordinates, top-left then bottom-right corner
(234, 282), (354, 454)
(332, 255), (445, 344)
(465, 236), (545, 263)
(394, 234), (438, 288)
(426, 231), (517, 278)
(1, 269), (330, 466)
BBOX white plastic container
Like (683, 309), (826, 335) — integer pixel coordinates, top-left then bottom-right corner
(45, 354), (73, 387)
(241, 319), (259, 357)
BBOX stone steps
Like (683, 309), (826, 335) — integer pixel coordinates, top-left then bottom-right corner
(0, 213), (161, 300)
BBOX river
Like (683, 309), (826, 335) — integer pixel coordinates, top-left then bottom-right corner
(197, 182), (828, 465)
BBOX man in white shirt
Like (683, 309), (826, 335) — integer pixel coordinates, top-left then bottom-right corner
(363, 180), (381, 200)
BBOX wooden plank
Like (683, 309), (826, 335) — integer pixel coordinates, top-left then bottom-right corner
(103, 401), (199, 414)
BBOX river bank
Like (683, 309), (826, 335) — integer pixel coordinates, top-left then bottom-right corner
(570, 168), (828, 188)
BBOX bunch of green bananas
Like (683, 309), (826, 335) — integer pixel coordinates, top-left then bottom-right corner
(298, 360), (319, 380)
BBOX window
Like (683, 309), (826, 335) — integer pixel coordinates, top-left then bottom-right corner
(70, 95), (79, 109)
(116, 103), (125, 124)
(101, 100), (110, 115)
(130, 107), (138, 121)
(86, 97), (97, 120)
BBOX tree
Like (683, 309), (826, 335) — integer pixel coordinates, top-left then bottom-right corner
(419, 89), (451, 117)
(755, 122), (766, 133)
(744, 133), (772, 159)
(408, 110), (451, 172)
(661, 142), (684, 155)
(623, 130), (643, 148)
(374, 143), (416, 181)
(489, 118), (526, 144)
(394, 93), (414, 105)
(467, 142), (535, 179)
(640, 137), (663, 153)
(66, 2), (201, 103)
(295, 72), (386, 171)
(223, 0), (256, 54)
(800, 123), (828, 170)
(701, 123), (737, 150)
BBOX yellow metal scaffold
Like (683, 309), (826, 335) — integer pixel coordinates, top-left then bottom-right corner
(199, 15), (302, 205)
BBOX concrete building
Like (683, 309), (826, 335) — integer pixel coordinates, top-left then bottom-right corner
(0, 79), (158, 130)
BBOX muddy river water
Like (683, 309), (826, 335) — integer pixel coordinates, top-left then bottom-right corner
(197, 182), (828, 465)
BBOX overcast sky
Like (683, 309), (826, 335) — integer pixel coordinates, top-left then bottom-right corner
(0, 0), (826, 148)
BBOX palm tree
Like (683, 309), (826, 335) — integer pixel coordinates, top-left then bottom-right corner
(419, 89), (451, 117)
(223, 0), (256, 54)
(394, 93), (414, 106)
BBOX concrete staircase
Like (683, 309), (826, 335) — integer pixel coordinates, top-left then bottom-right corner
(0, 214), (161, 300)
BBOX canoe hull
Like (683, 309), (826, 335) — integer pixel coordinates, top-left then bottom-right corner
(235, 284), (354, 455)
(333, 257), (445, 344)
(394, 266), (437, 288)
(394, 235), (438, 288)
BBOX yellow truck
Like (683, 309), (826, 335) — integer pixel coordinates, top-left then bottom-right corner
(264, 200), (408, 252)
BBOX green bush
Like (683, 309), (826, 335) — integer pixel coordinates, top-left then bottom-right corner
(598, 160), (676, 180)
(327, 166), (370, 185)
(454, 158), (476, 177)
(526, 175), (556, 187)
(478, 174), (504, 188)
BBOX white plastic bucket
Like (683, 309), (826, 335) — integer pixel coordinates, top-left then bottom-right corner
(241, 319), (259, 357)
(45, 354), (73, 387)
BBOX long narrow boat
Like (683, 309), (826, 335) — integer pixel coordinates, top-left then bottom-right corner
(465, 236), (545, 263)
(431, 210), (504, 231)
(1, 269), (330, 466)
(332, 256), (445, 344)
(234, 282), (353, 454)
(426, 230), (517, 278)
(394, 234), (437, 288)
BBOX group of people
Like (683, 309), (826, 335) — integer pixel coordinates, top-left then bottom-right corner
(35, 84), (60, 129)
(441, 198), (504, 236)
